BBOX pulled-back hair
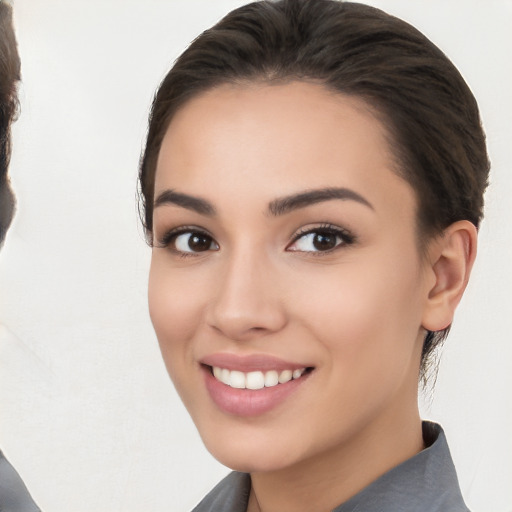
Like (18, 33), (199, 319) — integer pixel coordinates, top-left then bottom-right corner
(138, 0), (489, 377)
(0, 1), (21, 244)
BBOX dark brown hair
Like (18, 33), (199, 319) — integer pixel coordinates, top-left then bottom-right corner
(0, 1), (20, 244)
(138, 0), (489, 376)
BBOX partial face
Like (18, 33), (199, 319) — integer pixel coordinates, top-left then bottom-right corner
(149, 82), (430, 472)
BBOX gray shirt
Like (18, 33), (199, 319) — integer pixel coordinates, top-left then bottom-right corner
(0, 451), (40, 512)
(192, 422), (469, 512)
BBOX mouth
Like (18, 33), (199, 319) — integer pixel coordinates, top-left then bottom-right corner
(209, 365), (312, 390)
(200, 356), (315, 417)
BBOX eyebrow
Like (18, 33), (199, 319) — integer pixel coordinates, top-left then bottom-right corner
(268, 187), (374, 216)
(153, 189), (216, 216)
(153, 186), (373, 218)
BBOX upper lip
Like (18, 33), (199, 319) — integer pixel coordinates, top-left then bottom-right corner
(200, 353), (313, 372)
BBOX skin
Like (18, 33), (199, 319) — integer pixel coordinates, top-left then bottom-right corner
(148, 81), (476, 512)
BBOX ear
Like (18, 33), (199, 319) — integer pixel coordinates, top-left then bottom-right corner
(421, 220), (478, 332)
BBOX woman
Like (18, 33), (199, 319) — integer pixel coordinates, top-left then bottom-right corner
(0, 1), (40, 510)
(138, 1), (489, 510)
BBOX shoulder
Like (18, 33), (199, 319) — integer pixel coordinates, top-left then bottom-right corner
(333, 422), (470, 512)
(191, 471), (250, 512)
(0, 451), (41, 512)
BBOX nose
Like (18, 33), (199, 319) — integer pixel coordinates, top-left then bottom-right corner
(205, 248), (287, 342)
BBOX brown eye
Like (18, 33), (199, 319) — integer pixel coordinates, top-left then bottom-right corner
(173, 232), (218, 253)
(288, 226), (353, 253)
(312, 232), (338, 251)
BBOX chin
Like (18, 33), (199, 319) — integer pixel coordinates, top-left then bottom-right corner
(209, 447), (295, 474)
(200, 427), (303, 473)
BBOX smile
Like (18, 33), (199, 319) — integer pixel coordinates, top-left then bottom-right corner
(201, 356), (314, 416)
(212, 366), (307, 390)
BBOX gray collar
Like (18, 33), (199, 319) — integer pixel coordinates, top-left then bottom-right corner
(192, 422), (469, 512)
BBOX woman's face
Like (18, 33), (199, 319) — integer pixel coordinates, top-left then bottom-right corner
(149, 82), (432, 472)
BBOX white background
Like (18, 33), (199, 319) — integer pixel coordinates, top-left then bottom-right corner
(1, 1), (511, 511)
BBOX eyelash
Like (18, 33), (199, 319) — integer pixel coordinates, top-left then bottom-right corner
(287, 223), (356, 254)
(155, 223), (356, 257)
(156, 226), (217, 258)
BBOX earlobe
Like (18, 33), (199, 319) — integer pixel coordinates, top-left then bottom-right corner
(421, 220), (478, 332)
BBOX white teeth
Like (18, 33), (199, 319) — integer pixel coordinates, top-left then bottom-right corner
(211, 366), (307, 389)
(246, 371), (265, 390)
(220, 368), (231, 386)
(292, 369), (303, 379)
(264, 370), (279, 387)
(278, 369), (293, 384)
(229, 370), (246, 389)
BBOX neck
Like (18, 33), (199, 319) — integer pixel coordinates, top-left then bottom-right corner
(247, 406), (423, 512)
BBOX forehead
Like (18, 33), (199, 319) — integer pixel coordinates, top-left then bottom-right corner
(155, 81), (414, 217)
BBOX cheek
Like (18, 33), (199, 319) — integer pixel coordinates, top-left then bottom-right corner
(148, 258), (205, 373)
(292, 251), (425, 376)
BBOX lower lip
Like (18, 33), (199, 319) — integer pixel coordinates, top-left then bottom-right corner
(202, 366), (310, 417)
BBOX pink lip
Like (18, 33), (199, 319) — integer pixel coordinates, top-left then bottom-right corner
(200, 353), (313, 417)
(200, 353), (310, 372)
